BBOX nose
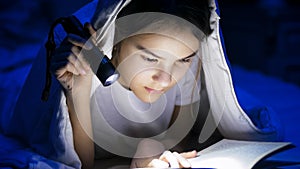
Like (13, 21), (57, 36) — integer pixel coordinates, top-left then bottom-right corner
(152, 70), (172, 87)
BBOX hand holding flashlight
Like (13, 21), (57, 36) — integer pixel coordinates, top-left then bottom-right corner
(50, 23), (95, 95)
(42, 15), (119, 101)
(59, 16), (119, 86)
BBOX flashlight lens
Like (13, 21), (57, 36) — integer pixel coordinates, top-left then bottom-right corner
(104, 73), (119, 86)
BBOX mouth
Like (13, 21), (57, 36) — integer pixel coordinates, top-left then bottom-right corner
(144, 87), (164, 94)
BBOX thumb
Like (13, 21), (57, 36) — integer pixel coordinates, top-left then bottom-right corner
(180, 150), (197, 159)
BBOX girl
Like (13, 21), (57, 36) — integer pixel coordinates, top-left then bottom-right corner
(52, 1), (210, 168)
(7, 0), (283, 168)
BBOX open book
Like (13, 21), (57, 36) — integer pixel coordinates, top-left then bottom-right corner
(188, 139), (295, 169)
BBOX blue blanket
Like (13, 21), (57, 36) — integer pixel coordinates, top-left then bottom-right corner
(0, 134), (76, 169)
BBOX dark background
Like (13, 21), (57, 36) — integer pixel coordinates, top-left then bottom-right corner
(0, 0), (299, 162)
(219, 0), (300, 85)
(1, 0), (299, 85)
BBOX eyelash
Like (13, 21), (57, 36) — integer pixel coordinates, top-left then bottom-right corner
(141, 55), (192, 63)
(142, 55), (158, 62)
(178, 58), (192, 63)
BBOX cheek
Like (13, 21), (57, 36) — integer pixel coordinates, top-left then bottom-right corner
(129, 70), (154, 87)
(170, 64), (191, 82)
(130, 67), (188, 88)
(116, 56), (145, 84)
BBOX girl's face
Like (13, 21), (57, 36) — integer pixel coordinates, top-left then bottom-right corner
(113, 32), (199, 103)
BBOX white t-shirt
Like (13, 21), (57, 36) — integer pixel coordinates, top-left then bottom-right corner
(89, 59), (200, 157)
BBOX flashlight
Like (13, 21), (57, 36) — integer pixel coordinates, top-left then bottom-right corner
(60, 15), (119, 86)
(41, 15), (119, 101)
(96, 55), (119, 86)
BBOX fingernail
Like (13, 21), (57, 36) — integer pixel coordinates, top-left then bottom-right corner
(182, 161), (191, 168)
(85, 41), (93, 50)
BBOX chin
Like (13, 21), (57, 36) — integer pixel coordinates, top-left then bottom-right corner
(138, 94), (161, 103)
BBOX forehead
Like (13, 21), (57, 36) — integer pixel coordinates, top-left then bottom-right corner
(114, 12), (203, 52)
(124, 33), (199, 56)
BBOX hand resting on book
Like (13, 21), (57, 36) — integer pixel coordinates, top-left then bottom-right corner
(130, 138), (197, 168)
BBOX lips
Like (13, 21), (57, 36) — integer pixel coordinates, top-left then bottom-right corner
(144, 86), (164, 94)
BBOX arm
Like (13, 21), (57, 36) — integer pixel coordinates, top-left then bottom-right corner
(66, 86), (94, 169)
(51, 23), (96, 169)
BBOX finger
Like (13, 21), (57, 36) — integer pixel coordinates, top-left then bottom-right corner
(173, 152), (191, 168)
(57, 72), (68, 83)
(57, 72), (73, 90)
(70, 46), (91, 71)
(57, 71), (72, 83)
(67, 54), (87, 75)
(180, 150), (197, 159)
(147, 159), (169, 168)
(66, 62), (80, 75)
(84, 23), (96, 38)
(159, 151), (179, 168)
(56, 62), (79, 78)
(67, 33), (93, 50)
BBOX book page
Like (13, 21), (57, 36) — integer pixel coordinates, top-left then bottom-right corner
(188, 139), (291, 169)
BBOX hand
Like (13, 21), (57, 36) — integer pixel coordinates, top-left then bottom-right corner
(50, 23), (96, 96)
(131, 139), (197, 168)
(147, 150), (197, 168)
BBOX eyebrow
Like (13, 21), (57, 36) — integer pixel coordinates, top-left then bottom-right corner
(136, 44), (163, 59)
(184, 51), (197, 60)
(136, 44), (198, 60)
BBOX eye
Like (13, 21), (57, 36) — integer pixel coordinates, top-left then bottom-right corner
(178, 57), (192, 63)
(141, 55), (158, 63)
